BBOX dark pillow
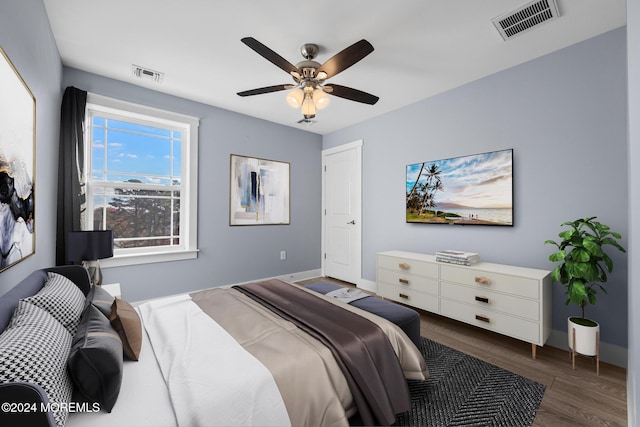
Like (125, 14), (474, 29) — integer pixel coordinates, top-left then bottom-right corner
(0, 301), (74, 427)
(81, 284), (96, 312)
(67, 304), (123, 413)
(91, 286), (115, 318)
(109, 299), (142, 361)
(21, 272), (86, 336)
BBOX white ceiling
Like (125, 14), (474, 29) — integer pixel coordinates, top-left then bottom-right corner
(43, 0), (626, 135)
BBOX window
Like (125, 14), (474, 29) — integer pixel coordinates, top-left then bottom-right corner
(84, 94), (199, 267)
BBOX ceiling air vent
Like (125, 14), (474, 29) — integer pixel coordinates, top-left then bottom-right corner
(492, 0), (560, 41)
(132, 65), (164, 83)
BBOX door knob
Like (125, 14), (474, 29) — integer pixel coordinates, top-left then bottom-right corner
(347, 220), (356, 225)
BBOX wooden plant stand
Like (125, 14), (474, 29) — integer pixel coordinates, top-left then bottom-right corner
(571, 328), (600, 375)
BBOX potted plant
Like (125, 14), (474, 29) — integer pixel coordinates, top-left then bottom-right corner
(545, 216), (625, 356)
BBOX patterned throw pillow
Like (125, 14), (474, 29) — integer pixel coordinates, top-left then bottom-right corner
(0, 301), (74, 427)
(22, 272), (86, 336)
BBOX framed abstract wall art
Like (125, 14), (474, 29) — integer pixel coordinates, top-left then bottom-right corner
(230, 154), (290, 226)
(0, 45), (36, 272)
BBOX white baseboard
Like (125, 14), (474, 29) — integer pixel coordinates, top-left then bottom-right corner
(358, 278), (377, 293)
(225, 269), (323, 288)
(546, 329), (627, 368)
(275, 269), (323, 283)
(138, 269), (323, 299)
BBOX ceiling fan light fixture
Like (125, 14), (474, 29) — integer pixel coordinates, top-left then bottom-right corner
(238, 37), (378, 124)
(286, 88), (304, 108)
(313, 88), (330, 110)
(301, 94), (316, 117)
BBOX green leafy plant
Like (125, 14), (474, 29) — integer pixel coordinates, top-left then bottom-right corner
(545, 217), (625, 322)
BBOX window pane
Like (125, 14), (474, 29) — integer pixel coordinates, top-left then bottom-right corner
(103, 189), (180, 248)
(92, 171), (105, 181)
(172, 139), (181, 180)
(92, 124), (105, 177)
(105, 129), (172, 177)
(104, 174), (173, 185)
(106, 119), (172, 137)
(92, 194), (108, 230)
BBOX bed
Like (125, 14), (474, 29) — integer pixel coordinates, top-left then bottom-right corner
(0, 266), (428, 427)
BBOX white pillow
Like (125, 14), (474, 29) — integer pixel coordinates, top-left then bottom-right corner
(22, 272), (86, 336)
(0, 301), (74, 427)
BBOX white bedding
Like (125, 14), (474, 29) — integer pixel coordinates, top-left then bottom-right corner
(67, 294), (290, 427)
(139, 294), (290, 427)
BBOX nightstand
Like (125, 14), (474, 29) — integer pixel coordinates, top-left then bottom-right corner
(102, 283), (121, 298)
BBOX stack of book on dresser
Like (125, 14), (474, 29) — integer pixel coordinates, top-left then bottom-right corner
(435, 250), (480, 266)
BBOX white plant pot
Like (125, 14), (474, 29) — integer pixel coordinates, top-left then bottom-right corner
(568, 317), (599, 356)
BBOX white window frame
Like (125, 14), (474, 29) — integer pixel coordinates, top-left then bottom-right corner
(84, 93), (199, 267)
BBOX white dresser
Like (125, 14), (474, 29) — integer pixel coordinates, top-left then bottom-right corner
(376, 250), (552, 358)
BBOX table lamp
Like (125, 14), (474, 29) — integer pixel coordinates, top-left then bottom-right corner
(67, 230), (114, 286)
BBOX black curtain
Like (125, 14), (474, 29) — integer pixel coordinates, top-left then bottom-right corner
(55, 86), (87, 266)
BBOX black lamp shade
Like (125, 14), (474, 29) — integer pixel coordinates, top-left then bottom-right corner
(67, 230), (114, 263)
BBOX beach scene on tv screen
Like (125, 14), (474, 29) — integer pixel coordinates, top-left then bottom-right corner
(406, 149), (513, 226)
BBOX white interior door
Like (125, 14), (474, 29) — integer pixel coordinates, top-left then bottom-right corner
(322, 140), (362, 285)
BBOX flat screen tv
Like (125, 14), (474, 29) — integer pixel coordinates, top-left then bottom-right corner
(406, 148), (513, 226)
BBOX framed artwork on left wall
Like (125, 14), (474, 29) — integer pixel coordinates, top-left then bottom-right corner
(0, 45), (36, 272)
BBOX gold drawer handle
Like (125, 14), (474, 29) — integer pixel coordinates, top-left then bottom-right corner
(398, 278), (409, 285)
(475, 296), (489, 304)
(475, 314), (490, 323)
(399, 262), (410, 270)
(399, 293), (409, 299)
(475, 276), (491, 285)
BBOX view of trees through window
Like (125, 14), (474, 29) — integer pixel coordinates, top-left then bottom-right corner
(88, 114), (183, 251)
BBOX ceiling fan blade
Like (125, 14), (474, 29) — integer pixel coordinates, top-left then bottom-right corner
(316, 39), (374, 79)
(241, 37), (299, 76)
(237, 84), (293, 97)
(324, 84), (379, 105)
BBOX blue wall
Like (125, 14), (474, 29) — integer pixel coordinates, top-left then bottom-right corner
(324, 28), (628, 349)
(62, 68), (323, 302)
(0, 0), (63, 289)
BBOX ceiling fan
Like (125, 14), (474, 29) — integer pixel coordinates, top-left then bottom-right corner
(237, 37), (379, 124)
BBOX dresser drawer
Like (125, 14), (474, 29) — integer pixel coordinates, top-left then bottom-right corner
(378, 255), (438, 278)
(440, 282), (539, 321)
(440, 299), (540, 344)
(378, 269), (439, 295)
(440, 264), (539, 299)
(378, 283), (439, 313)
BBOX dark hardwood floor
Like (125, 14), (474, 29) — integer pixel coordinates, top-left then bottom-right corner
(297, 277), (628, 426)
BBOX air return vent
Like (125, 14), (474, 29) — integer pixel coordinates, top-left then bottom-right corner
(132, 65), (164, 83)
(492, 0), (559, 40)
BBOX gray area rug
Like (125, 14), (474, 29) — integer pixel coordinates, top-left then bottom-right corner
(392, 337), (546, 427)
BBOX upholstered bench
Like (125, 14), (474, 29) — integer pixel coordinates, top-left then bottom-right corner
(303, 281), (421, 347)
